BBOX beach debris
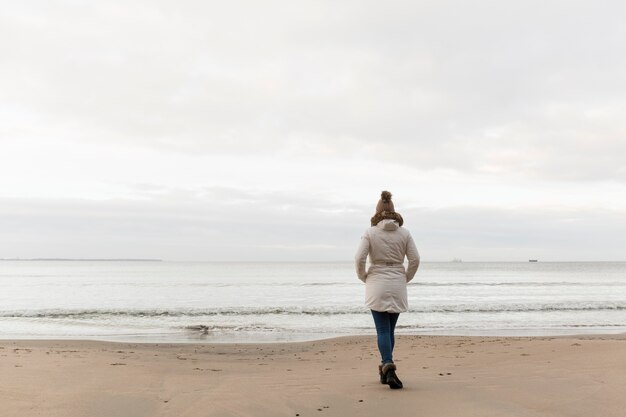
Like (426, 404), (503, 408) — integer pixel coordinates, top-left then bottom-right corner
(185, 325), (210, 334)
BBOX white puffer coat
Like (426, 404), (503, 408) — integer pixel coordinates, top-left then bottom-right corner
(355, 219), (420, 313)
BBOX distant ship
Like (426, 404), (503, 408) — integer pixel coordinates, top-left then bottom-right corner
(451, 258), (462, 263)
(529, 259), (538, 262)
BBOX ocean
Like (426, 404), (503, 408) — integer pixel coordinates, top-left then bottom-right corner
(0, 261), (624, 342)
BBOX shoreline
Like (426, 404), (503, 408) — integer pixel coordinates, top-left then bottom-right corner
(2, 327), (625, 345)
(2, 334), (624, 417)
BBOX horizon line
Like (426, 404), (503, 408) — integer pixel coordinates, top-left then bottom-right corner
(1, 258), (625, 263)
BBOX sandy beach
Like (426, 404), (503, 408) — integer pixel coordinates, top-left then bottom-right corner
(1, 335), (624, 417)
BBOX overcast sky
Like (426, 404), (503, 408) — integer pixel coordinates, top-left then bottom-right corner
(1, 1), (625, 261)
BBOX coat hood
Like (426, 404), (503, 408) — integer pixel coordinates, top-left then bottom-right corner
(376, 218), (399, 231)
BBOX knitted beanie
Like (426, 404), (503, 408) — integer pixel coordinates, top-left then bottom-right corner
(375, 191), (395, 213)
(371, 190), (404, 227)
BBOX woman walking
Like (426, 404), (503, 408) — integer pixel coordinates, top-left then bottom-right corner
(355, 191), (420, 389)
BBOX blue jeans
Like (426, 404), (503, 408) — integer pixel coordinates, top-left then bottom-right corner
(371, 310), (400, 364)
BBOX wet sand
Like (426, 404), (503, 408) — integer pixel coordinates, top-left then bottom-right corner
(1, 335), (624, 417)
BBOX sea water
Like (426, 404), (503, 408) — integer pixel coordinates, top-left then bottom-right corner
(0, 261), (624, 342)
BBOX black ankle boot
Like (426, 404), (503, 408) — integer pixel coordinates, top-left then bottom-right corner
(378, 364), (385, 384)
(381, 363), (403, 389)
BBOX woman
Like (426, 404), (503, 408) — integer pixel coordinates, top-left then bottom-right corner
(355, 191), (420, 389)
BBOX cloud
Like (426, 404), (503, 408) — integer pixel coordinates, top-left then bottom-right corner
(405, 205), (626, 261)
(2, 1), (626, 260)
(0, 193), (363, 261)
(1, 194), (625, 261)
(2, 1), (626, 182)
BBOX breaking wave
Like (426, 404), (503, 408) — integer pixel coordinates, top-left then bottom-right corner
(1, 302), (624, 319)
